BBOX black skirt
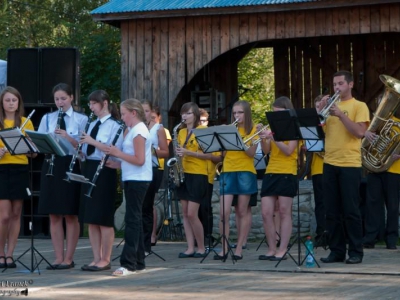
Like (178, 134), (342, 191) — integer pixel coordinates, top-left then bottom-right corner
(38, 155), (82, 215)
(79, 159), (117, 227)
(0, 164), (30, 200)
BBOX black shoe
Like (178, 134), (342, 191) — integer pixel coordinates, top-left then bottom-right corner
(320, 255), (345, 263)
(386, 245), (397, 250)
(5, 257), (16, 268)
(87, 263), (111, 271)
(46, 264), (60, 270)
(233, 254), (243, 260)
(213, 253), (228, 260)
(363, 244), (375, 249)
(193, 252), (207, 258)
(56, 261), (75, 269)
(269, 255), (287, 261)
(258, 255), (275, 261)
(346, 256), (362, 264)
(178, 252), (195, 258)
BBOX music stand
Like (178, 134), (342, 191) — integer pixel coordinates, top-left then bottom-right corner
(193, 125), (246, 263)
(265, 108), (322, 268)
(0, 130), (65, 273)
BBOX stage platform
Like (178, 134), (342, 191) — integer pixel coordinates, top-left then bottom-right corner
(1, 238), (400, 299)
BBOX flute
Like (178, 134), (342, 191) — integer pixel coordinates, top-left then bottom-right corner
(46, 107), (63, 177)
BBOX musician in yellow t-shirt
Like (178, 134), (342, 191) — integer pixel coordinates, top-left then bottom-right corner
(363, 108), (400, 250)
(258, 96), (298, 261)
(320, 71), (369, 265)
(215, 100), (258, 261)
(0, 87), (35, 269)
(175, 103), (218, 259)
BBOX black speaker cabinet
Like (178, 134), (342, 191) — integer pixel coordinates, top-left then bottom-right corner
(7, 47), (80, 106)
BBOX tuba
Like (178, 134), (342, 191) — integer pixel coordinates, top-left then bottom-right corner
(361, 74), (400, 172)
(166, 121), (185, 187)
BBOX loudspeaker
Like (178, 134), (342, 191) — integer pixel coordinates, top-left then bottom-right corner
(7, 48), (80, 105)
(7, 48), (40, 104)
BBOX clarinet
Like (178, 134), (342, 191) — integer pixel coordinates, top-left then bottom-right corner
(64, 112), (95, 182)
(85, 121), (125, 198)
(46, 107), (63, 177)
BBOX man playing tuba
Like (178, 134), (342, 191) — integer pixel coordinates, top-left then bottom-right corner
(362, 82), (400, 250)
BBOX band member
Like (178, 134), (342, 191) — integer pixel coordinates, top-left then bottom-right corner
(38, 83), (88, 270)
(197, 109), (220, 246)
(106, 99), (152, 276)
(363, 107), (400, 249)
(141, 100), (169, 254)
(150, 107), (171, 246)
(175, 102), (214, 258)
(79, 90), (123, 271)
(258, 96), (298, 261)
(215, 100), (258, 260)
(311, 95), (328, 247)
(320, 71), (369, 264)
(0, 87), (35, 269)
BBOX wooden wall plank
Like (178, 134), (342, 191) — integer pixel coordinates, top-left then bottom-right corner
(276, 12), (285, 39)
(220, 15), (230, 54)
(239, 14), (250, 45)
(331, 9), (339, 36)
(285, 12), (295, 39)
(159, 18), (169, 112)
(360, 6), (371, 34)
(185, 17), (195, 84)
(176, 18), (186, 91)
(204, 16), (212, 64)
(303, 42), (312, 107)
(349, 7), (360, 34)
(389, 3), (400, 32)
(325, 10), (333, 36)
(152, 19), (161, 105)
(120, 21), (129, 101)
(310, 39), (322, 98)
(295, 46), (304, 107)
(257, 13), (267, 41)
(380, 4), (390, 32)
(144, 19), (153, 101)
(295, 11), (305, 38)
(136, 20), (145, 99)
(370, 5), (380, 33)
(305, 10), (316, 37)
(128, 20), (137, 99)
(274, 44), (289, 97)
(230, 14), (240, 49)
(315, 9), (326, 36)
(249, 14), (258, 43)
(212, 16), (221, 60)
(351, 35), (365, 100)
(267, 13), (276, 40)
(337, 8), (350, 35)
(193, 17), (203, 76)
(337, 37), (351, 71)
(168, 19), (178, 104)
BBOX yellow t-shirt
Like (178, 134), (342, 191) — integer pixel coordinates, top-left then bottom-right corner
(324, 98), (370, 167)
(311, 153), (324, 176)
(158, 128), (172, 171)
(0, 118), (34, 165)
(223, 126), (257, 174)
(266, 140), (298, 175)
(177, 126), (208, 176)
(207, 152), (220, 184)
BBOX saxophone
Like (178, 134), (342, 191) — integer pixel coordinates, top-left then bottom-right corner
(166, 120), (185, 187)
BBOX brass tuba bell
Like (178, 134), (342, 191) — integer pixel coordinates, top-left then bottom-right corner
(361, 74), (400, 172)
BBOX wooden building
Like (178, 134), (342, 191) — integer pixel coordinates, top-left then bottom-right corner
(92, 0), (400, 126)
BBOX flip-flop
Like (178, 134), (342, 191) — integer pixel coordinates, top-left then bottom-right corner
(112, 267), (136, 277)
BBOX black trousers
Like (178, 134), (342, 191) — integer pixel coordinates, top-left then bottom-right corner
(323, 163), (363, 258)
(121, 180), (150, 271)
(198, 183), (214, 239)
(312, 174), (325, 236)
(364, 172), (400, 246)
(142, 168), (163, 252)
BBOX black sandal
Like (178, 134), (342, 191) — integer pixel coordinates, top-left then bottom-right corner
(6, 256), (16, 268)
(0, 256), (5, 268)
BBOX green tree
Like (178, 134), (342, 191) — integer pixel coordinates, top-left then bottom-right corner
(238, 47), (275, 124)
(0, 0), (121, 108)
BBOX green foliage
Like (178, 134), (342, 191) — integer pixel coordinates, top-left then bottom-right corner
(237, 48), (275, 124)
(0, 0), (121, 110)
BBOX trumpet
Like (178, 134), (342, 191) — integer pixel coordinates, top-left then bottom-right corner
(242, 124), (270, 148)
(319, 90), (341, 124)
(232, 119), (239, 127)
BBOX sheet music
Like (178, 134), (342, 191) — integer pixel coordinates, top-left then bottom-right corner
(305, 139), (324, 152)
(299, 127), (319, 140)
(0, 128), (38, 154)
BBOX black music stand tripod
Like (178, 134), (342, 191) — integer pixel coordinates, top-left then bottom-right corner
(0, 130), (62, 273)
(193, 125), (246, 264)
(265, 108), (323, 268)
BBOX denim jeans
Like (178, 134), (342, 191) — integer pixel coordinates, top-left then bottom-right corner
(120, 180), (150, 271)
